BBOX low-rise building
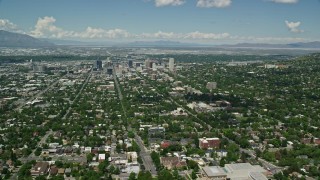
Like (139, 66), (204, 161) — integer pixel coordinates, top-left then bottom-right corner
(160, 157), (187, 170)
(199, 137), (220, 149)
(31, 162), (49, 176)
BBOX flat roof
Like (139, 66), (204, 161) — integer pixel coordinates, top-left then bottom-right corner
(249, 172), (268, 180)
(203, 166), (227, 177)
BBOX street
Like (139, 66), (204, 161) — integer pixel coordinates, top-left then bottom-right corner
(134, 134), (157, 176)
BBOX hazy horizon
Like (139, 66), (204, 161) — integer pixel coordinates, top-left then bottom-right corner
(0, 0), (320, 44)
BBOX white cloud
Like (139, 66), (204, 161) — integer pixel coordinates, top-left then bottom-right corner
(30, 16), (130, 39)
(0, 18), (21, 32)
(30, 16), (70, 38)
(285, 20), (303, 33)
(76, 27), (130, 39)
(26, 16), (309, 43)
(155, 0), (185, 7)
(271, 0), (298, 3)
(196, 0), (231, 8)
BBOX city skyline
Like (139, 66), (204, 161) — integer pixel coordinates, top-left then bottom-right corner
(0, 0), (319, 44)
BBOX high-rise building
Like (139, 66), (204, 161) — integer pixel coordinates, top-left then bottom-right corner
(128, 60), (133, 68)
(107, 67), (113, 75)
(169, 58), (174, 71)
(107, 60), (112, 67)
(95, 60), (103, 70)
(145, 59), (153, 69)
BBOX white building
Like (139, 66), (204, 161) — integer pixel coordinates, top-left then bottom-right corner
(169, 58), (174, 71)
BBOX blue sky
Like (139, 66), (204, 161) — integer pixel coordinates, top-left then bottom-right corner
(0, 0), (319, 44)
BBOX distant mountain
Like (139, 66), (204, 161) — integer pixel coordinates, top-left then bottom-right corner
(220, 41), (320, 49)
(125, 40), (200, 47)
(0, 30), (55, 47)
(46, 40), (201, 47)
(41, 38), (116, 46)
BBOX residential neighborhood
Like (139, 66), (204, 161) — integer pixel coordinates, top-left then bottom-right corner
(0, 41), (318, 180)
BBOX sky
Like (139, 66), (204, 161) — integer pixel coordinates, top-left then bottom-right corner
(0, 0), (319, 44)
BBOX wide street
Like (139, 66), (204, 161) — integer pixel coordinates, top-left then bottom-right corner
(134, 134), (157, 176)
(62, 71), (92, 120)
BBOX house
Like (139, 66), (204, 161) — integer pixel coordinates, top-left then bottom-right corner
(161, 140), (171, 149)
(58, 168), (65, 175)
(50, 166), (58, 175)
(199, 137), (220, 149)
(31, 162), (49, 176)
(84, 147), (92, 153)
(127, 152), (138, 162)
(148, 127), (165, 136)
(314, 138), (320, 145)
(65, 168), (72, 175)
(99, 154), (106, 162)
(160, 157), (187, 170)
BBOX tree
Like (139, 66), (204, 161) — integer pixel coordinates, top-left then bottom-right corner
(35, 175), (46, 180)
(129, 172), (137, 180)
(34, 147), (42, 156)
(191, 170), (197, 180)
(114, 167), (120, 175)
(98, 160), (109, 173)
(55, 161), (63, 168)
(86, 153), (94, 162)
(116, 143), (122, 153)
(128, 131), (135, 138)
(187, 160), (199, 171)
(137, 171), (152, 180)
(158, 169), (173, 180)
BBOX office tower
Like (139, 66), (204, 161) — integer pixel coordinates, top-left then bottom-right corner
(128, 60), (133, 68)
(107, 67), (113, 75)
(95, 60), (103, 70)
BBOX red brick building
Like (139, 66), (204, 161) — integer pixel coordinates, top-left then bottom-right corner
(199, 137), (220, 149)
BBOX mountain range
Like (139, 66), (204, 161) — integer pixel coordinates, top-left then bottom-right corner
(0, 30), (320, 49)
(0, 30), (54, 47)
(219, 42), (320, 49)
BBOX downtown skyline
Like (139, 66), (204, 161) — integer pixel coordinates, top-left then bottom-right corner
(0, 0), (319, 44)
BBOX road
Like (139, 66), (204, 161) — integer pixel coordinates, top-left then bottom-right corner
(114, 68), (157, 175)
(134, 134), (157, 176)
(15, 74), (67, 111)
(137, 72), (211, 132)
(113, 68), (127, 119)
(140, 72), (284, 175)
(62, 71), (92, 120)
(11, 130), (53, 179)
(222, 135), (283, 174)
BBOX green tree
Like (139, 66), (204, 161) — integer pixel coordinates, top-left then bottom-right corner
(158, 169), (173, 180)
(191, 170), (197, 180)
(137, 171), (152, 180)
(129, 172), (137, 180)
